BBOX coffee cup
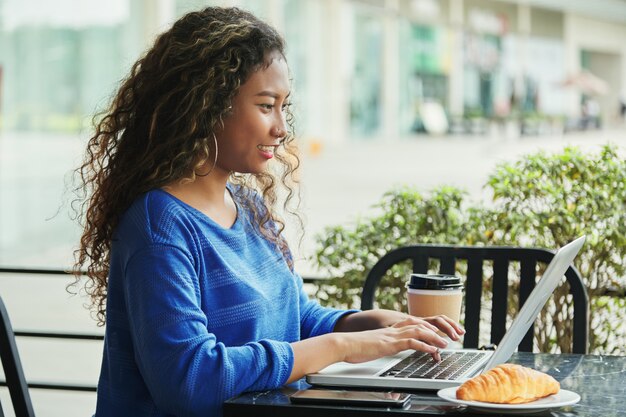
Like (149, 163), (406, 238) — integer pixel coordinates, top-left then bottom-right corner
(406, 274), (463, 323)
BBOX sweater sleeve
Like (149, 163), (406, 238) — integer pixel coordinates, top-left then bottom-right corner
(123, 244), (294, 417)
(295, 273), (359, 339)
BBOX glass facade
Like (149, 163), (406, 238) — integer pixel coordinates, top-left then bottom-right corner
(282, 0), (317, 137)
(349, 9), (382, 137)
(404, 23), (450, 133)
(463, 32), (501, 117)
(2, 25), (126, 132)
(0, 0), (134, 133)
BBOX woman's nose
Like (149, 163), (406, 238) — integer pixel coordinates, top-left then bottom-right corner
(271, 126), (285, 138)
(271, 119), (287, 139)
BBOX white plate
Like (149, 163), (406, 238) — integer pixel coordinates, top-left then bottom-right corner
(437, 387), (580, 414)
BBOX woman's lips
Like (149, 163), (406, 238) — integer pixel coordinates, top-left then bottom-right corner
(257, 144), (277, 159)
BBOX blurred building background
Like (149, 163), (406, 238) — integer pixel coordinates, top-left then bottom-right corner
(0, 1), (625, 415)
(2, 0), (626, 139)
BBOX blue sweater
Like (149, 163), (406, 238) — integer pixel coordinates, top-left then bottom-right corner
(94, 188), (353, 416)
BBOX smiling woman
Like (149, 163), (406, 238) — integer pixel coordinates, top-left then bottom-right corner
(211, 51), (290, 174)
(163, 50), (292, 230)
(70, 6), (463, 417)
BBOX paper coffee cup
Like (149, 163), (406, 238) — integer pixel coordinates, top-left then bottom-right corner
(406, 274), (463, 323)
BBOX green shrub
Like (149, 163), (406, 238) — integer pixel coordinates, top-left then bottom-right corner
(313, 144), (626, 354)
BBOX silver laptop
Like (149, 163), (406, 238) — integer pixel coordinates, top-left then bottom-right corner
(307, 236), (586, 391)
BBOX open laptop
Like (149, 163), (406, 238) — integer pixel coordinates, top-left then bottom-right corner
(307, 236), (586, 391)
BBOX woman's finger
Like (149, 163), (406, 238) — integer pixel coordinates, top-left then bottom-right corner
(396, 325), (448, 348)
(426, 315), (466, 340)
(393, 316), (439, 334)
(435, 314), (465, 334)
(430, 316), (458, 340)
(404, 339), (442, 362)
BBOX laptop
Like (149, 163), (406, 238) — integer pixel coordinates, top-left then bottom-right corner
(306, 236), (586, 391)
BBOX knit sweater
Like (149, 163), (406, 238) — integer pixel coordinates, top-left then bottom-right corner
(94, 188), (354, 417)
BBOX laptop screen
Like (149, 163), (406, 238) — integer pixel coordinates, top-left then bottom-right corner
(482, 236), (585, 371)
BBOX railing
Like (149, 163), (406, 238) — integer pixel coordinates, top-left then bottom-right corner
(0, 267), (322, 393)
(0, 267), (103, 393)
(3, 266), (624, 396)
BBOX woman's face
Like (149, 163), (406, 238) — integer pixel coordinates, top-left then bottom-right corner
(213, 50), (290, 175)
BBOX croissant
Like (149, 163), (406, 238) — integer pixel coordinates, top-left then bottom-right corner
(456, 364), (560, 404)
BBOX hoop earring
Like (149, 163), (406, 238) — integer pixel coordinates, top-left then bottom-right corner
(195, 134), (219, 177)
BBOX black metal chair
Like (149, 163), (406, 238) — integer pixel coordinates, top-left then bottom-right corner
(0, 295), (36, 417)
(361, 244), (589, 354)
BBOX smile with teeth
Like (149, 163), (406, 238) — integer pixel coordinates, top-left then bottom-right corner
(257, 144), (277, 152)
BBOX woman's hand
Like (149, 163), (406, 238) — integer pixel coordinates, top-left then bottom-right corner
(420, 315), (466, 340)
(334, 309), (465, 341)
(334, 323), (448, 364)
(289, 310), (467, 384)
(288, 321), (449, 383)
(388, 313), (466, 342)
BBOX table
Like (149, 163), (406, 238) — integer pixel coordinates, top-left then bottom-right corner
(224, 352), (626, 416)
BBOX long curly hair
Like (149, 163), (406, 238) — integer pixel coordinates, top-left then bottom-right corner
(71, 7), (302, 326)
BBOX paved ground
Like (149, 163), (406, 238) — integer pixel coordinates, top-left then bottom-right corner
(0, 127), (624, 416)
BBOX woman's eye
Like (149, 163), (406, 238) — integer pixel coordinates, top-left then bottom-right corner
(259, 104), (274, 111)
(281, 102), (292, 112)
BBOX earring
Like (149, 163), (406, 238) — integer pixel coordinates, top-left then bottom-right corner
(195, 133), (219, 177)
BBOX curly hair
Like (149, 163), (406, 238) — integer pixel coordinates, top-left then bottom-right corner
(71, 7), (302, 326)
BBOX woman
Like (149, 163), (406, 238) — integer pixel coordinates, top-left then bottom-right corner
(73, 7), (464, 416)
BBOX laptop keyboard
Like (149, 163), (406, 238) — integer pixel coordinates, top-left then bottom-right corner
(380, 351), (485, 381)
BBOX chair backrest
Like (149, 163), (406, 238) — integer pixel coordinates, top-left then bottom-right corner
(361, 244), (589, 354)
(0, 296), (36, 417)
